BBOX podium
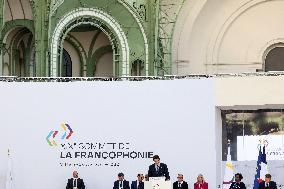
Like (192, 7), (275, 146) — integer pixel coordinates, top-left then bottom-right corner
(145, 177), (172, 189)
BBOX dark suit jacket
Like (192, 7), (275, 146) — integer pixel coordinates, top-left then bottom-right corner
(66, 178), (85, 189)
(258, 181), (277, 189)
(113, 180), (130, 189)
(131, 181), (144, 189)
(173, 181), (189, 189)
(229, 182), (246, 189)
(148, 163), (170, 180)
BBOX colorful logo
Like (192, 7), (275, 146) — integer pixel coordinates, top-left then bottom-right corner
(46, 123), (73, 146)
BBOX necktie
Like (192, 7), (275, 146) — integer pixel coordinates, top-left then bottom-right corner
(73, 179), (77, 188)
(156, 165), (159, 172)
(138, 182), (141, 189)
(178, 183), (181, 188)
(120, 181), (122, 188)
(266, 183), (269, 188)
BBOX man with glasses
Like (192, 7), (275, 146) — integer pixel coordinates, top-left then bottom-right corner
(173, 174), (188, 189)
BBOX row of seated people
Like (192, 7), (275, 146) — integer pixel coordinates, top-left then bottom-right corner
(227, 173), (277, 189)
(66, 171), (207, 189)
(66, 155), (207, 189)
(66, 155), (278, 189)
(66, 171), (278, 189)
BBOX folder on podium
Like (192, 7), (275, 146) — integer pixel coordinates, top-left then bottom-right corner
(145, 177), (172, 189)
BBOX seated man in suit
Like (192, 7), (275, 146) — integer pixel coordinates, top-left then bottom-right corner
(66, 171), (85, 189)
(258, 174), (277, 189)
(131, 174), (144, 189)
(173, 174), (189, 189)
(148, 155), (170, 180)
(113, 173), (130, 189)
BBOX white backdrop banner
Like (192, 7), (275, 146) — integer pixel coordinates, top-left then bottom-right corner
(237, 135), (284, 160)
(0, 79), (216, 189)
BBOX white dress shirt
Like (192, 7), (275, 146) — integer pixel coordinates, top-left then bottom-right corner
(155, 164), (160, 171)
(178, 181), (183, 188)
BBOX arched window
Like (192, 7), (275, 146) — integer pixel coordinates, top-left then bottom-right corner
(62, 49), (72, 77)
(2, 27), (34, 77)
(264, 45), (284, 72)
(131, 59), (144, 76)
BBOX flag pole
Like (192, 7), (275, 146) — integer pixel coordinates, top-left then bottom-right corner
(6, 148), (13, 189)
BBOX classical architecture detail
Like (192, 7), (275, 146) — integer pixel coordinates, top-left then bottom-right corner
(50, 0), (64, 16)
(1, 0), (283, 77)
(132, 2), (147, 21)
(173, 0), (284, 74)
(117, 0), (149, 75)
(50, 8), (129, 77)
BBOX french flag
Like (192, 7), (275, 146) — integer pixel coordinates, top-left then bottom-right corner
(253, 145), (268, 189)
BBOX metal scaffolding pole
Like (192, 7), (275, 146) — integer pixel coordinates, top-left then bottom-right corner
(154, 0), (185, 76)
